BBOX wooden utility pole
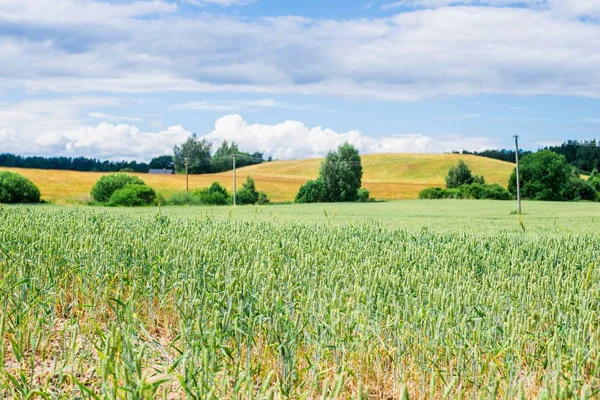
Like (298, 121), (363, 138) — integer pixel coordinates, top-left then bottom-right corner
(185, 157), (189, 193)
(232, 154), (237, 206)
(514, 136), (522, 215)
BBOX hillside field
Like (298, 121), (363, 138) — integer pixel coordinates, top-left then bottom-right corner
(0, 153), (514, 204)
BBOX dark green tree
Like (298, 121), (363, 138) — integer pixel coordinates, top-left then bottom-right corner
(149, 155), (174, 170)
(212, 141), (239, 173)
(319, 143), (363, 202)
(446, 160), (475, 189)
(173, 134), (212, 174)
(508, 150), (574, 201)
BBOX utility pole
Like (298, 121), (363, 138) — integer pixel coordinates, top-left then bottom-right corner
(232, 154), (237, 206)
(514, 135), (522, 215)
(185, 157), (189, 193)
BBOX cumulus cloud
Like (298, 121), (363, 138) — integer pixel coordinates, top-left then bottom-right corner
(0, 98), (496, 160)
(34, 124), (191, 160)
(201, 114), (498, 159)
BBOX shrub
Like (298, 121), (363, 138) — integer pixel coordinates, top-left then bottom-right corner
(167, 192), (201, 206)
(357, 188), (370, 202)
(418, 187), (447, 200)
(419, 183), (510, 201)
(257, 191), (270, 205)
(0, 171), (41, 204)
(236, 188), (257, 205)
(565, 177), (598, 201)
(295, 179), (327, 203)
(109, 184), (157, 207)
(589, 170), (600, 192)
(91, 173), (145, 203)
(192, 182), (230, 205)
(480, 183), (511, 200)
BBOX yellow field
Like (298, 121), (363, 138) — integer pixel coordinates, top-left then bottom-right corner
(0, 154), (515, 203)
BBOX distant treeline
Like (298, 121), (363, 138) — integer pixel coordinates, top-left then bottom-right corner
(0, 153), (151, 173)
(460, 139), (600, 174)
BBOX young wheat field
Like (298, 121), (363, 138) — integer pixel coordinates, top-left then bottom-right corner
(1, 202), (599, 398)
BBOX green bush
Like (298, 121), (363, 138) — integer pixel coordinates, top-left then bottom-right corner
(257, 191), (270, 205)
(236, 188), (257, 205)
(419, 183), (510, 201)
(109, 184), (157, 207)
(480, 183), (511, 200)
(0, 171), (41, 204)
(91, 173), (145, 203)
(295, 179), (327, 203)
(167, 192), (202, 206)
(418, 187), (447, 199)
(192, 182), (231, 205)
(357, 188), (370, 202)
(565, 177), (598, 201)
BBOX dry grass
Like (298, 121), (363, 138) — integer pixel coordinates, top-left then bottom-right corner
(0, 153), (514, 204)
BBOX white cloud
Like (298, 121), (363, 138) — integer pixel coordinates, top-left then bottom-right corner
(0, 99), (497, 160)
(0, 1), (598, 100)
(35, 124), (191, 160)
(200, 114), (498, 159)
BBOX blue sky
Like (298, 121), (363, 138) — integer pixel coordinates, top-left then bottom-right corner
(0, 0), (599, 160)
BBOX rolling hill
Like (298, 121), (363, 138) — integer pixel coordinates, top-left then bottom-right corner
(1, 154), (515, 204)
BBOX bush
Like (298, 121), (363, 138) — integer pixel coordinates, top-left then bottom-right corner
(419, 183), (510, 201)
(480, 183), (511, 200)
(0, 171), (41, 204)
(418, 187), (447, 199)
(109, 184), (157, 207)
(236, 188), (257, 205)
(91, 173), (145, 203)
(192, 182), (230, 205)
(565, 177), (598, 201)
(257, 191), (270, 205)
(295, 179), (327, 203)
(167, 192), (201, 206)
(357, 188), (370, 202)
(589, 170), (600, 192)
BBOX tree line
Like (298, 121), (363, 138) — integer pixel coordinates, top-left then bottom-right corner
(460, 139), (600, 174)
(0, 136), (267, 174)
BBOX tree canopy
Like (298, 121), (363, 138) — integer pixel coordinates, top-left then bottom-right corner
(508, 150), (578, 201)
(296, 143), (363, 203)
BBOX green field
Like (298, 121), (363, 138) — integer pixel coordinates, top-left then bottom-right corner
(1, 201), (600, 398)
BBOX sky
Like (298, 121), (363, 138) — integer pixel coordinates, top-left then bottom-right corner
(0, 0), (599, 161)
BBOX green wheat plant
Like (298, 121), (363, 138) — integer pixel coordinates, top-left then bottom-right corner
(0, 207), (599, 398)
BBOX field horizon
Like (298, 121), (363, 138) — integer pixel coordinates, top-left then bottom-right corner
(0, 153), (515, 204)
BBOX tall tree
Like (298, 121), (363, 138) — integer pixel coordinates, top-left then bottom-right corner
(211, 141), (240, 173)
(446, 160), (475, 188)
(508, 150), (574, 201)
(319, 143), (363, 202)
(173, 134), (213, 174)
